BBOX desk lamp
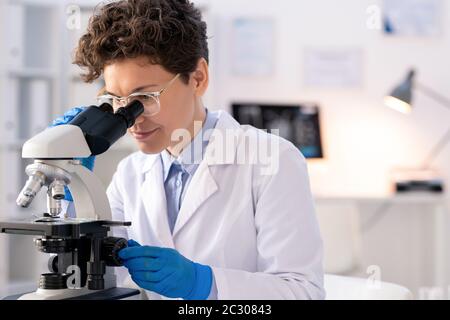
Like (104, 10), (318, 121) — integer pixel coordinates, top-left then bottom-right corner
(385, 69), (449, 193)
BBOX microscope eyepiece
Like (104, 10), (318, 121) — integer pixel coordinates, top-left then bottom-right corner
(98, 102), (114, 113)
(68, 101), (144, 156)
(115, 100), (145, 129)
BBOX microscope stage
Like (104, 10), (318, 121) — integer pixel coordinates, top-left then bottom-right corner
(0, 217), (131, 238)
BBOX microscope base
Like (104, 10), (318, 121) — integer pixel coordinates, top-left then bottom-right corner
(3, 287), (141, 300)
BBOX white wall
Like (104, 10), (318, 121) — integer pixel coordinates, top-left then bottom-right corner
(0, 0), (449, 298)
(0, 0), (8, 297)
(196, 0), (450, 296)
(0, 0), (5, 207)
(196, 0), (450, 198)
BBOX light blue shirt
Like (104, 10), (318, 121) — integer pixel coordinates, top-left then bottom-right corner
(160, 109), (219, 300)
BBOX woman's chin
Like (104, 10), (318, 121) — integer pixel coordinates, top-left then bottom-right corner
(135, 139), (166, 155)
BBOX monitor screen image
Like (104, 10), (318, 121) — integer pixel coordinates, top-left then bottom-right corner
(232, 103), (324, 159)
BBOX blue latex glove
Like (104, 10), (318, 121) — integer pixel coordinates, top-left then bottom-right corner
(51, 107), (95, 201)
(119, 240), (213, 300)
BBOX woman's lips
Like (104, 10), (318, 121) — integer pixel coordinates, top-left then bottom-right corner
(132, 128), (160, 141)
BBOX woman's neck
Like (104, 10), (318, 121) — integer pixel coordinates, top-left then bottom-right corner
(167, 105), (207, 157)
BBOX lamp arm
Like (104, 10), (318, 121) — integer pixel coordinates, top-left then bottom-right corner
(420, 127), (450, 169)
(416, 82), (450, 111)
(414, 82), (450, 169)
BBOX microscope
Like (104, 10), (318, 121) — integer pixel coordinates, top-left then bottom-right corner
(0, 101), (143, 300)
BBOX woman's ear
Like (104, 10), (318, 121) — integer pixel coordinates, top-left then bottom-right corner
(191, 58), (209, 97)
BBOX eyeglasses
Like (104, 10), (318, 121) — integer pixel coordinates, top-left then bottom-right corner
(97, 73), (181, 117)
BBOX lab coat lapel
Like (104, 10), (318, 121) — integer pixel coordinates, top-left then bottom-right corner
(172, 160), (218, 237)
(140, 156), (175, 248)
(171, 111), (241, 237)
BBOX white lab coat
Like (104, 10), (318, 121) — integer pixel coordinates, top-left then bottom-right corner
(107, 111), (324, 300)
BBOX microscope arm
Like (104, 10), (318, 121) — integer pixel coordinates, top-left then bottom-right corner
(69, 164), (112, 221)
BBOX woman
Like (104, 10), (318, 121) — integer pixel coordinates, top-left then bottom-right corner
(55, 0), (324, 300)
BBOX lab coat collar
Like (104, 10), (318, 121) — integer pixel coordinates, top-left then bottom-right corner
(140, 157), (175, 248)
(172, 111), (241, 236)
(172, 159), (218, 237)
(203, 110), (243, 166)
(140, 153), (160, 174)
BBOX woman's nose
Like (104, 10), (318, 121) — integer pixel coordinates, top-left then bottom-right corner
(134, 113), (145, 125)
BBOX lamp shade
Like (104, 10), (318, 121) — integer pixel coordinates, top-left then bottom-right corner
(384, 69), (415, 114)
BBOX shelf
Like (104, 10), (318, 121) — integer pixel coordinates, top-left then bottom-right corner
(8, 68), (56, 79)
(314, 193), (448, 205)
(1, 280), (37, 298)
(12, 0), (58, 6)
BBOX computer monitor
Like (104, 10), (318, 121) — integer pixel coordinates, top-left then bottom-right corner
(232, 103), (324, 159)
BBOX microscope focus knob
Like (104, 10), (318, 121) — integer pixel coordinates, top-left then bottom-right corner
(101, 237), (128, 267)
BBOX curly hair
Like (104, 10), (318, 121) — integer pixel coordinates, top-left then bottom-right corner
(74, 0), (209, 83)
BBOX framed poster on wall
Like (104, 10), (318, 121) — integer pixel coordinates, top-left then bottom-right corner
(230, 18), (275, 77)
(383, 0), (443, 37)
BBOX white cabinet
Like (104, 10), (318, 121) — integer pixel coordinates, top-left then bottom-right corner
(315, 195), (450, 298)
(0, 0), (9, 298)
